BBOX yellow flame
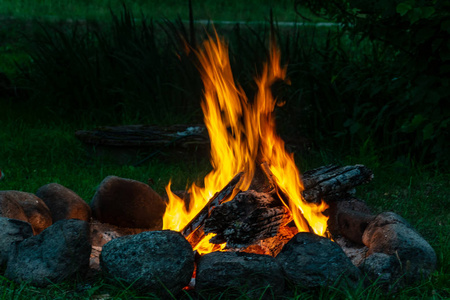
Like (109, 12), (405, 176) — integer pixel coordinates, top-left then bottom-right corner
(163, 32), (329, 251)
(192, 233), (226, 255)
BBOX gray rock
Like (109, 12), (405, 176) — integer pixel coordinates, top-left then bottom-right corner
(5, 219), (91, 287)
(276, 232), (361, 288)
(196, 251), (285, 298)
(36, 183), (91, 222)
(0, 191), (29, 222)
(89, 221), (153, 271)
(362, 212), (437, 285)
(91, 176), (165, 229)
(0, 217), (33, 267)
(100, 230), (194, 297)
(0, 191), (52, 234)
(359, 253), (400, 290)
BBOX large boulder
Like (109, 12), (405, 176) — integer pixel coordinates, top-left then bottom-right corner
(276, 232), (361, 288)
(362, 212), (437, 286)
(0, 217), (34, 267)
(90, 176), (165, 229)
(36, 183), (91, 222)
(100, 230), (194, 297)
(196, 251), (285, 298)
(0, 190), (52, 234)
(5, 219), (91, 287)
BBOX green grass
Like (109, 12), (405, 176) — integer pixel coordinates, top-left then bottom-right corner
(0, 0), (314, 22)
(0, 100), (449, 299)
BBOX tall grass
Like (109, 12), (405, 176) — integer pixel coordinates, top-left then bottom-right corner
(10, 4), (448, 167)
(14, 7), (204, 124)
(0, 0), (306, 22)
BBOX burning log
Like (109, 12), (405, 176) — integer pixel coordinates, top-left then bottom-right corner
(204, 190), (289, 248)
(181, 172), (244, 246)
(193, 164), (373, 249)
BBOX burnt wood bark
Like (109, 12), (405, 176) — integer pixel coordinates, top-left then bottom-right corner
(182, 164), (373, 249)
(239, 225), (298, 256)
(200, 164), (373, 248)
(181, 172), (243, 246)
(301, 164), (373, 203)
(204, 190), (289, 248)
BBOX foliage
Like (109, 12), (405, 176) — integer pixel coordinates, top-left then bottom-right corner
(294, 0), (450, 167)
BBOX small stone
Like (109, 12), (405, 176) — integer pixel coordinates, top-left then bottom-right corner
(276, 232), (361, 288)
(0, 191), (29, 222)
(362, 212), (437, 285)
(100, 230), (194, 297)
(334, 236), (368, 267)
(91, 176), (165, 229)
(90, 220), (151, 247)
(89, 220), (152, 271)
(196, 251), (285, 298)
(5, 219), (91, 287)
(327, 197), (374, 244)
(0, 217), (33, 267)
(0, 191), (52, 234)
(36, 183), (91, 222)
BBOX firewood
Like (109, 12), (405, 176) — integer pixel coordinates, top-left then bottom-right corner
(203, 190), (289, 248)
(237, 225), (298, 256)
(301, 164), (373, 203)
(181, 172), (244, 246)
(183, 164), (373, 249)
(200, 164), (373, 248)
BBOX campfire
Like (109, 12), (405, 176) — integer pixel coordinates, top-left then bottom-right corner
(1, 30), (436, 298)
(163, 32), (328, 255)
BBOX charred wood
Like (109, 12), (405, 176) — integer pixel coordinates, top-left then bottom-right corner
(301, 164), (373, 203)
(236, 225), (298, 256)
(181, 172), (243, 246)
(204, 190), (290, 248)
(182, 164), (373, 249)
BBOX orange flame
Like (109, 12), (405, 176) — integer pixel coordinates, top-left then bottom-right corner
(163, 32), (328, 252)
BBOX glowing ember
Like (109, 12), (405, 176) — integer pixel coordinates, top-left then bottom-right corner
(163, 32), (328, 254)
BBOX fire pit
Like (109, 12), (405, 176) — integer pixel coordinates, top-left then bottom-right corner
(0, 31), (436, 298)
(87, 32), (438, 295)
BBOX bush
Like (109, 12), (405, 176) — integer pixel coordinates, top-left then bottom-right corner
(293, 0), (450, 167)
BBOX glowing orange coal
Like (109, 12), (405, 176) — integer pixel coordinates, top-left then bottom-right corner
(163, 32), (328, 254)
